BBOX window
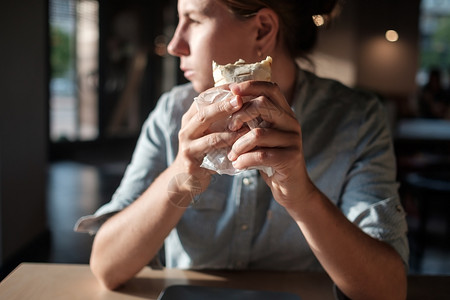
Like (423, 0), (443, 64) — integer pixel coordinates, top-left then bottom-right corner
(49, 1), (179, 147)
(49, 0), (99, 142)
(417, 0), (450, 87)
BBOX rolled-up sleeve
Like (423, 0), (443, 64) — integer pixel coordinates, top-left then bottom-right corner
(74, 88), (181, 234)
(339, 98), (409, 268)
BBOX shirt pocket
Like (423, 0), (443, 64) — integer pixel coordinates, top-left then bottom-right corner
(190, 189), (227, 211)
(179, 189), (228, 245)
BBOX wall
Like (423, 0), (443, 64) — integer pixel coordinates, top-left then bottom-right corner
(0, 0), (48, 266)
(311, 0), (421, 103)
(308, 0), (359, 87)
(356, 0), (421, 98)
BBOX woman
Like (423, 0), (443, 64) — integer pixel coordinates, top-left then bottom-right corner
(81, 0), (409, 298)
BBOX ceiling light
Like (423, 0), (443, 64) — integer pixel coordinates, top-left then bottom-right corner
(385, 30), (399, 42)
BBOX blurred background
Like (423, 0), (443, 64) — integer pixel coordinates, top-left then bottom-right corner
(1, 0), (449, 280)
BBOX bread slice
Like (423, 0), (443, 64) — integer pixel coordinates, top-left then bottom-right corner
(212, 56), (272, 86)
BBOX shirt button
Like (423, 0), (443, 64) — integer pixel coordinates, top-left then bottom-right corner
(241, 224), (248, 231)
(243, 177), (252, 186)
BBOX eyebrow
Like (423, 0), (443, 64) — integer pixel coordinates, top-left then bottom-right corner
(182, 1), (215, 18)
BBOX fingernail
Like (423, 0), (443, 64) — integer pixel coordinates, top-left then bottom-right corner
(228, 119), (236, 131)
(229, 83), (241, 94)
(228, 151), (236, 161)
(230, 96), (239, 108)
(232, 159), (240, 168)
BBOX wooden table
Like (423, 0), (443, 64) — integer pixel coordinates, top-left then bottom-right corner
(0, 263), (449, 300)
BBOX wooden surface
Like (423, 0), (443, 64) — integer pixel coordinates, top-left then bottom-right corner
(0, 263), (334, 300)
(0, 263), (449, 299)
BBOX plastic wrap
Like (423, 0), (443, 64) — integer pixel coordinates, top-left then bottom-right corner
(195, 89), (274, 177)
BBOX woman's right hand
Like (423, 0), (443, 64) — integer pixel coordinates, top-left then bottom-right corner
(169, 86), (244, 206)
(90, 87), (244, 289)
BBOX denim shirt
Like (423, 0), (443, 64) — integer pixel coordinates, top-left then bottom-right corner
(75, 69), (409, 271)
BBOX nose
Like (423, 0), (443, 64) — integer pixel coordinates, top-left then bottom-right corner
(167, 25), (189, 57)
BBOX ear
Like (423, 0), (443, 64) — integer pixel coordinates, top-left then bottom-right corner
(254, 8), (279, 54)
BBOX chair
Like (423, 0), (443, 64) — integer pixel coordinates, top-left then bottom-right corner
(401, 170), (450, 273)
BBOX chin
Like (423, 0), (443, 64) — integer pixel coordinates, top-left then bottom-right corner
(192, 81), (214, 93)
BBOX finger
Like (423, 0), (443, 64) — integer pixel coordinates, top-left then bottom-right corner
(185, 128), (249, 162)
(181, 92), (243, 140)
(230, 81), (294, 114)
(194, 94), (242, 133)
(228, 128), (299, 161)
(231, 147), (299, 172)
(181, 86), (239, 128)
(228, 96), (292, 131)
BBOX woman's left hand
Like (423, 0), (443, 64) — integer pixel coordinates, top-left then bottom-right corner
(227, 81), (317, 208)
(227, 81), (408, 300)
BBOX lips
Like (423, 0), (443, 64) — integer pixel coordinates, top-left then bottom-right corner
(182, 69), (194, 80)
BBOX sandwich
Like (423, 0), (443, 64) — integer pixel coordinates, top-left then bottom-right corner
(198, 56), (274, 176)
(213, 56), (272, 86)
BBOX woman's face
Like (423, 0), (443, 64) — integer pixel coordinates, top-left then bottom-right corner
(167, 0), (258, 92)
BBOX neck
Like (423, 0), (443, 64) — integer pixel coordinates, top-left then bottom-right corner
(270, 52), (297, 105)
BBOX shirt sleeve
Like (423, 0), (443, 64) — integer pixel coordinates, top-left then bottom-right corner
(339, 96), (409, 268)
(74, 92), (173, 234)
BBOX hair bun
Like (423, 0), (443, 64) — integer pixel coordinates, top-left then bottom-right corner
(311, 0), (338, 15)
